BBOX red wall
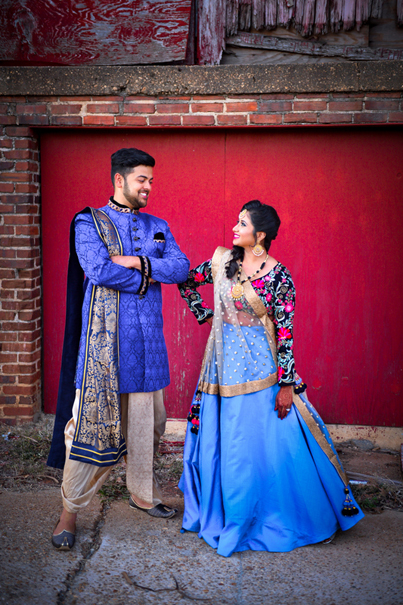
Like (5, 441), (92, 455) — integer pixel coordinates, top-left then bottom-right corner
(41, 127), (403, 426)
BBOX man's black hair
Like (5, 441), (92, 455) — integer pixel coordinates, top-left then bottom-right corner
(111, 148), (155, 184)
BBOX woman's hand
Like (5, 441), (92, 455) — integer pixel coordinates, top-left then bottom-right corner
(274, 385), (293, 419)
(206, 316), (213, 326)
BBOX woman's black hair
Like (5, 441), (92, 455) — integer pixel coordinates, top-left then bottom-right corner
(226, 200), (281, 279)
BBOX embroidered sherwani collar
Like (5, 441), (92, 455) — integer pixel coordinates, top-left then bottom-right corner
(108, 197), (139, 214)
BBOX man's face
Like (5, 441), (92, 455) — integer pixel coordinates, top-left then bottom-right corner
(118, 164), (153, 209)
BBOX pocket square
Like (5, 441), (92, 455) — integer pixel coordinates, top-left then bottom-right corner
(153, 232), (165, 243)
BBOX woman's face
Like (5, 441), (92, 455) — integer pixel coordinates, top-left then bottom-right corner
(232, 211), (257, 249)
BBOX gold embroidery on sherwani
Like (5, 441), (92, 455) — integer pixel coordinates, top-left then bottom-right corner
(72, 209), (125, 465)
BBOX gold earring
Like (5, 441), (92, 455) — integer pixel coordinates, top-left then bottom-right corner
(252, 243), (264, 257)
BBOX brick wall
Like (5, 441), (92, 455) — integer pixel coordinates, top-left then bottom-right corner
(0, 124), (41, 425)
(0, 91), (402, 424)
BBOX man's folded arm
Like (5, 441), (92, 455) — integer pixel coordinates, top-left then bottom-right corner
(148, 229), (190, 284)
(75, 214), (142, 293)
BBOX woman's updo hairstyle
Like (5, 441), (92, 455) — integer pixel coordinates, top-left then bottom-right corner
(226, 200), (281, 279)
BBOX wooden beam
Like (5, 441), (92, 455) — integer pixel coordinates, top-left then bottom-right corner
(226, 31), (403, 58)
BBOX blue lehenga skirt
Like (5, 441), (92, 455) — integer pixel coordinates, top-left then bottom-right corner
(179, 346), (364, 557)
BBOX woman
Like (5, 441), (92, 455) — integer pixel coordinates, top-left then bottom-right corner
(177, 200), (363, 557)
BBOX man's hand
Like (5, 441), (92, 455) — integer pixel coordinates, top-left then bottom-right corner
(274, 385), (293, 419)
(206, 316), (213, 326)
(111, 255), (141, 270)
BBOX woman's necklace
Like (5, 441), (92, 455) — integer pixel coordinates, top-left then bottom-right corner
(231, 253), (269, 300)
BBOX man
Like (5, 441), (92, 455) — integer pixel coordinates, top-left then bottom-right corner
(47, 148), (190, 550)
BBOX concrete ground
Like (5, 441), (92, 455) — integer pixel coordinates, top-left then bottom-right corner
(1, 420), (402, 605)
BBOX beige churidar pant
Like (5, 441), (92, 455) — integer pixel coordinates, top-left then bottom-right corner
(61, 389), (167, 514)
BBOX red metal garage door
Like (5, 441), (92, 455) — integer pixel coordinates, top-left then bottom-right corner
(41, 127), (403, 426)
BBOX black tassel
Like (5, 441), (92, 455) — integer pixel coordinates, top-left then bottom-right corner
(341, 487), (359, 516)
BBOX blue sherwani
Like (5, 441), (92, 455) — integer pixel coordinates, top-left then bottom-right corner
(47, 199), (189, 469)
(74, 201), (190, 393)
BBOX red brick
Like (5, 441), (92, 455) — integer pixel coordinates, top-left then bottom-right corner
(388, 112), (403, 122)
(15, 139), (37, 149)
(0, 376), (16, 384)
(15, 226), (39, 236)
(83, 115), (115, 125)
(364, 92), (401, 98)
(18, 328), (41, 341)
(0, 332), (17, 342)
(93, 96), (124, 102)
(365, 100), (400, 111)
(328, 101), (363, 111)
(17, 267), (40, 278)
(19, 349), (41, 362)
(0, 353), (18, 362)
(5, 340), (38, 351)
(123, 103), (156, 114)
(0, 104), (9, 114)
(0, 116), (17, 125)
(148, 115), (181, 126)
(217, 115), (247, 125)
(0, 225), (14, 235)
(59, 96), (92, 101)
(5, 127), (34, 137)
(319, 113), (353, 124)
(225, 101), (258, 112)
(0, 396), (17, 406)
(0, 268), (15, 277)
(296, 93), (329, 99)
(259, 101), (292, 112)
(51, 116), (82, 126)
(293, 100), (327, 111)
(182, 115), (215, 125)
(0, 183), (14, 193)
(354, 113), (387, 124)
(15, 184), (38, 193)
(18, 371), (41, 385)
(192, 95), (225, 100)
(191, 103), (223, 113)
(115, 116), (148, 126)
(124, 96), (157, 101)
(3, 406), (35, 417)
(0, 139), (13, 148)
(156, 103), (189, 114)
(4, 150), (30, 160)
(284, 113), (318, 124)
(0, 204), (14, 213)
(0, 172), (30, 182)
(0, 161), (14, 171)
(332, 93), (365, 99)
(50, 104), (82, 115)
(86, 103), (120, 114)
(3, 384), (37, 396)
(16, 104), (47, 114)
(158, 96), (192, 101)
(260, 94), (294, 100)
(18, 115), (49, 126)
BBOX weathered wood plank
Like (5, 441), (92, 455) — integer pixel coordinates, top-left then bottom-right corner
(198, 0), (226, 64)
(226, 0), (240, 36)
(343, 0), (357, 29)
(265, 0), (279, 29)
(398, 0), (403, 25)
(223, 45), (350, 61)
(303, 0), (318, 34)
(370, 0), (384, 18)
(277, 0), (294, 28)
(227, 31), (403, 57)
(0, 0), (192, 65)
(330, 0), (345, 32)
(315, 0), (330, 34)
(239, 0), (253, 31)
(251, 24), (370, 45)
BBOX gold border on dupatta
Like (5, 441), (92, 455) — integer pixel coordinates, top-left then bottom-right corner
(292, 392), (348, 486)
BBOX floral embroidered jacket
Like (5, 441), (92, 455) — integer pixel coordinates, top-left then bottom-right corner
(178, 258), (296, 385)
